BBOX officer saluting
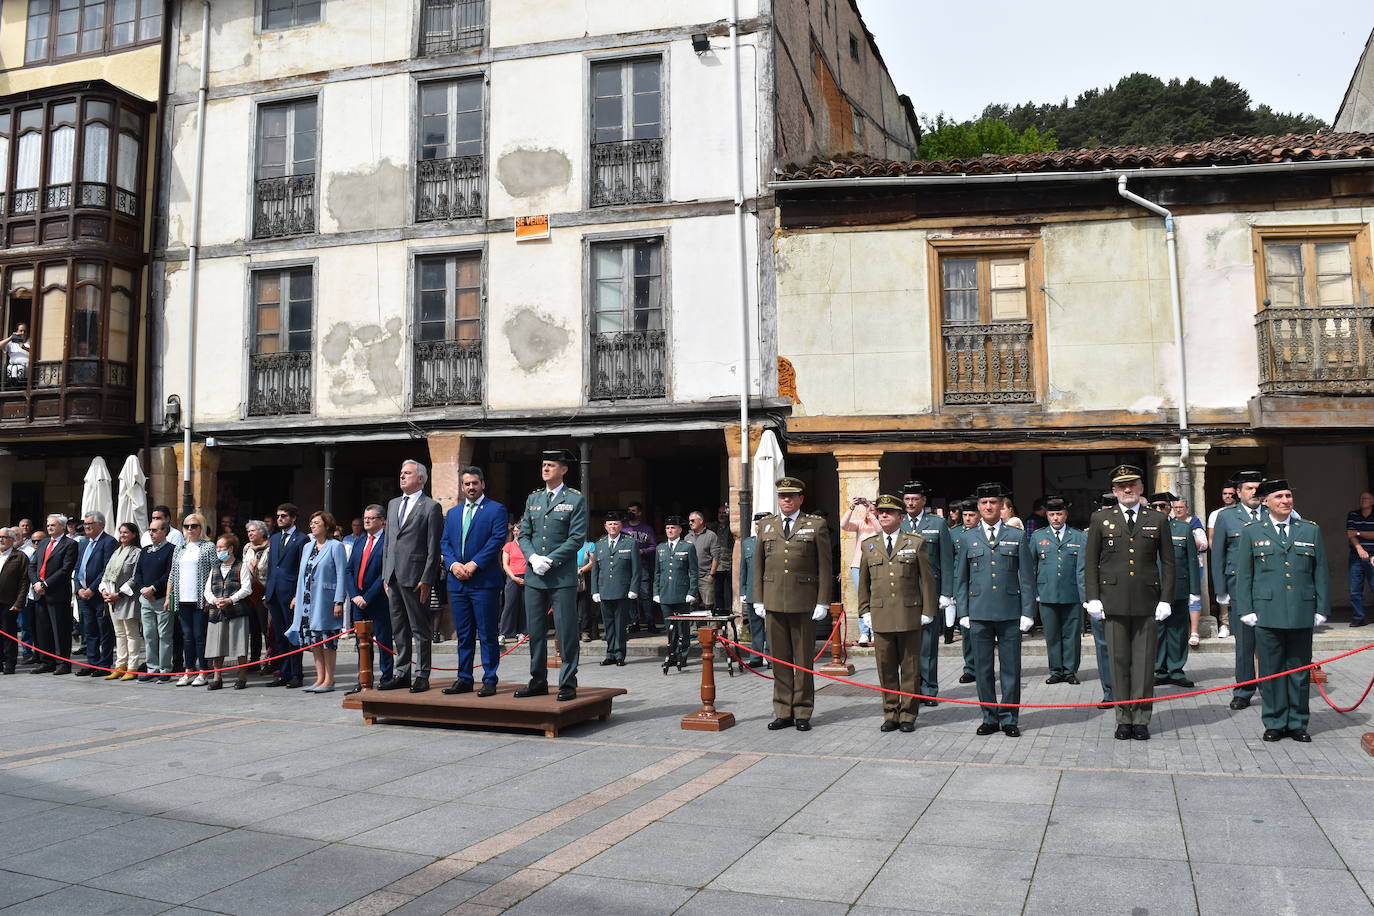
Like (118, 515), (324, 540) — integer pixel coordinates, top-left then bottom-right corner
(752, 477), (832, 731)
(1233, 479), (1328, 742)
(515, 448), (588, 701)
(859, 494), (937, 732)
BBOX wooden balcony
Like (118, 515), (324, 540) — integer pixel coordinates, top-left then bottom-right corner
(0, 357), (134, 435)
(1256, 306), (1374, 396)
(941, 321), (1036, 405)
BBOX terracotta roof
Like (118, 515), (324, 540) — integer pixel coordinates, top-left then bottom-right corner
(776, 132), (1374, 181)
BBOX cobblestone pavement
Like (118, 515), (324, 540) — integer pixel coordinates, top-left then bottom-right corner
(0, 634), (1372, 915)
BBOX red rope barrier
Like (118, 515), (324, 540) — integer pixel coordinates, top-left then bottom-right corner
(1316, 672), (1374, 713)
(813, 617), (841, 663)
(373, 631), (531, 670)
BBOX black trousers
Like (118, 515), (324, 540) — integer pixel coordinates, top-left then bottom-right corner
(0, 606), (17, 669)
(35, 591), (72, 663)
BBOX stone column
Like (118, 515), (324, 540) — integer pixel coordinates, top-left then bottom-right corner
(834, 450), (882, 624)
(147, 446), (178, 515)
(171, 443), (220, 524)
(1152, 442), (1183, 498)
(427, 430), (473, 514)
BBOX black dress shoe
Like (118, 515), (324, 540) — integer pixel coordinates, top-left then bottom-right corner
(794, 720), (811, 731)
(1262, 728), (1284, 742)
(514, 685), (549, 698)
(409, 678), (430, 693)
(899, 721), (915, 733)
(1288, 729), (1312, 742)
(1002, 724), (1021, 738)
(1132, 725), (1150, 740)
(766, 717), (794, 730)
(379, 676), (411, 691)
(1115, 724), (1134, 740)
(345, 685), (363, 696)
(31, 665), (53, 674)
(74, 667), (92, 677)
(615, 659), (626, 667)
(264, 676), (287, 687)
(1045, 673), (1066, 685)
(442, 680), (473, 695)
(1153, 676), (1169, 686)
(879, 720), (899, 732)
(285, 678), (302, 688)
(52, 665), (70, 675)
(958, 673), (976, 684)
(556, 687), (577, 701)
(599, 658), (616, 666)
(1065, 675), (1080, 685)
(919, 698), (938, 707)
(1351, 619), (1368, 627)
(1098, 698), (1113, 709)
(477, 683), (496, 697)
(746, 659), (765, 669)
(976, 722), (1000, 736)
(1170, 677), (1195, 688)
(1229, 696), (1251, 710)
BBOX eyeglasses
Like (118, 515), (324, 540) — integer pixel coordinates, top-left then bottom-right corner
(186, 523), (202, 529)
(275, 513), (290, 518)
(363, 516), (381, 522)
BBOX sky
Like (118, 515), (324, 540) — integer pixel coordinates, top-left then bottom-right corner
(855, 0), (1372, 126)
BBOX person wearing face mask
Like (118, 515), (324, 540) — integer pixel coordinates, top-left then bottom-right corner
(1210, 469), (1265, 711)
(204, 534), (252, 690)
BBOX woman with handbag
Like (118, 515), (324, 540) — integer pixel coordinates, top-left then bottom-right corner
(204, 533), (253, 690)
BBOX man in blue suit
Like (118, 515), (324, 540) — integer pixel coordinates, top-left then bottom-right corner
(74, 510), (118, 675)
(264, 503), (310, 688)
(441, 466), (508, 696)
(345, 503), (391, 694)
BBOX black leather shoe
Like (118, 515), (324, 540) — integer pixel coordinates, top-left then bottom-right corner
(1115, 724), (1134, 740)
(746, 659), (765, 669)
(766, 717), (794, 730)
(1169, 677), (1195, 688)
(1153, 676), (1170, 686)
(1065, 675), (1080, 685)
(345, 684), (363, 696)
(919, 698), (938, 707)
(958, 673), (976, 684)
(615, 659), (626, 667)
(1289, 729), (1312, 742)
(1098, 698), (1113, 709)
(1229, 696), (1251, 710)
(264, 676), (287, 687)
(599, 658), (616, 666)
(31, 666), (54, 674)
(976, 722), (999, 736)
(1002, 724), (1021, 738)
(379, 675), (410, 691)
(794, 720), (811, 731)
(899, 721), (915, 733)
(1351, 619), (1368, 627)
(1262, 728), (1284, 742)
(74, 667), (93, 677)
(556, 687), (577, 701)
(1045, 673), (1066, 685)
(285, 678), (302, 688)
(514, 685), (549, 698)
(1132, 725), (1150, 740)
(442, 680), (473, 695)
(477, 683), (496, 697)
(52, 665), (70, 675)
(409, 678), (430, 693)
(879, 720), (899, 732)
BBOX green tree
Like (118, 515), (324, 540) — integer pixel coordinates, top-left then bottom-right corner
(918, 115), (1058, 159)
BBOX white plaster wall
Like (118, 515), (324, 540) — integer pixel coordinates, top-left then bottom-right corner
(1175, 211), (1262, 410)
(490, 0), (758, 48)
(487, 53), (584, 218)
(668, 38), (760, 201)
(165, 95), (254, 250)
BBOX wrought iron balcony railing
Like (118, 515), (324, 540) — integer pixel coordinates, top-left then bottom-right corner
(248, 351), (312, 416)
(1256, 306), (1374, 395)
(590, 329), (665, 400)
(589, 138), (664, 208)
(253, 174), (315, 239)
(420, 0), (486, 55)
(413, 338), (482, 407)
(416, 155), (484, 222)
(941, 321), (1036, 405)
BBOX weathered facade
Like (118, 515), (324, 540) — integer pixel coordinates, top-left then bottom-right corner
(772, 134), (1374, 618)
(1336, 28), (1374, 131)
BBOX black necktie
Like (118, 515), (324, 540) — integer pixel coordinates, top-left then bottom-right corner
(1127, 509), (1136, 533)
(1251, 509), (1259, 522)
(784, 518), (792, 539)
(986, 525), (996, 546)
(886, 534), (894, 557)
(1278, 523), (1289, 543)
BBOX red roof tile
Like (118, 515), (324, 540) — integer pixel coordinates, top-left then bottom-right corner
(776, 132), (1374, 181)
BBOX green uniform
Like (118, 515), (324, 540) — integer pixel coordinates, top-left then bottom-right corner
(655, 539), (700, 660)
(517, 485), (588, 690)
(858, 530), (936, 724)
(902, 512), (954, 697)
(952, 528), (977, 678)
(1032, 525), (1087, 679)
(1233, 516), (1329, 731)
(1083, 504), (1175, 726)
(738, 536), (767, 655)
(1212, 503), (1266, 700)
(590, 533), (641, 663)
(953, 523), (1035, 726)
(752, 512), (833, 721)
(1154, 517), (1201, 682)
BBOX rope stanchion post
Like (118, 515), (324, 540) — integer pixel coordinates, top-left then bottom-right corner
(356, 619), (373, 689)
(1363, 733), (1374, 756)
(816, 603), (854, 677)
(1311, 665), (1328, 684)
(682, 623), (735, 731)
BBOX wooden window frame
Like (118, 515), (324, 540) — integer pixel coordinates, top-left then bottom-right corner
(23, 0), (162, 66)
(250, 265), (314, 355)
(414, 250), (483, 343)
(1251, 224), (1373, 311)
(925, 236), (1047, 409)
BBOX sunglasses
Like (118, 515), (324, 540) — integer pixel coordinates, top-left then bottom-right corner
(186, 523), (202, 529)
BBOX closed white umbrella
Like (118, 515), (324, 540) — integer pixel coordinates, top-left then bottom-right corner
(115, 455), (148, 532)
(751, 429), (786, 531)
(81, 457), (114, 524)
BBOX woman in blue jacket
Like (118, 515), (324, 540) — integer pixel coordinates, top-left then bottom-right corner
(290, 510), (348, 693)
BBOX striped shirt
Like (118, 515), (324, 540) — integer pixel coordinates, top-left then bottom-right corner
(1347, 509), (1374, 557)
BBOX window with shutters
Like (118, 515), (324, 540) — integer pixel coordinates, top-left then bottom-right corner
(418, 0), (485, 55)
(248, 267), (313, 415)
(253, 99), (317, 239)
(588, 237), (666, 400)
(413, 251), (483, 407)
(415, 78), (484, 221)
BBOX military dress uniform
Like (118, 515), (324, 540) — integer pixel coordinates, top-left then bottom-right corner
(655, 530), (700, 668)
(1233, 489), (1327, 739)
(859, 511), (937, 729)
(517, 467), (588, 694)
(901, 504), (954, 702)
(1154, 504), (1201, 686)
(1033, 520), (1087, 682)
(951, 511), (978, 682)
(590, 525), (641, 665)
(752, 482), (832, 725)
(1211, 482), (1266, 707)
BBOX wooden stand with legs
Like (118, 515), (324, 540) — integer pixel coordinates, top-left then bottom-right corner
(681, 624), (735, 731)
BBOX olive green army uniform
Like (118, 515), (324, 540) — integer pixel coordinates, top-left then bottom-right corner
(753, 511), (832, 721)
(858, 529), (937, 724)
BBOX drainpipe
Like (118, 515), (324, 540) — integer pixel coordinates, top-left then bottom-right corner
(730, 0), (753, 531)
(1117, 175), (1191, 500)
(180, 0), (210, 516)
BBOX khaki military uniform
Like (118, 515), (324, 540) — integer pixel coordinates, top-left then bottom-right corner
(858, 530), (936, 724)
(753, 511), (832, 721)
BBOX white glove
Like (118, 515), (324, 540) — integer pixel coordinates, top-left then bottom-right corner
(1241, 613), (1258, 627)
(753, 602), (766, 618)
(938, 595), (954, 609)
(944, 604), (956, 628)
(1019, 616), (1034, 633)
(812, 604), (830, 621)
(652, 594), (661, 604)
(921, 615), (934, 626)
(1154, 602), (1172, 622)
(628, 591), (637, 600)
(861, 612), (872, 628)
(1085, 599), (1105, 620)
(959, 616), (970, 629)
(686, 595), (697, 605)
(1216, 593), (1231, 606)
(592, 593), (601, 603)
(1315, 613), (1327, 626)
(1188, 594), (1201, 605)
(529, 555), (552, 576)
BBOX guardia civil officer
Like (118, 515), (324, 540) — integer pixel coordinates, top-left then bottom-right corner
(590, 510), (640, 667)
(1149, 491), (1201, 688)
(1031, 496), (1086, 685)
(953, 497), (979, 685)
(752, 477), (832, 731)
(1083, 465), (1174, 740)
(654, 515), (700, 669)
(1233, 479), (1328, 742)
(516, 449), (588, 701)
(859, 494), (937, 732)
(1211, 469), (1265, 710)
(737, 512), (769, 668)
(953, 483), (1035, 738)
(899, 481), (954, 707)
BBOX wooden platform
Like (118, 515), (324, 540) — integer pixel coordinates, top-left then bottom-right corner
(350, 684), (628, 737)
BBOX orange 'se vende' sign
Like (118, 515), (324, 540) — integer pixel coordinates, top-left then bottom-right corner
(515, 215), (549, 242)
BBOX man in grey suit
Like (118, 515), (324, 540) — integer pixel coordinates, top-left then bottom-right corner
(381, 459), (443, 693)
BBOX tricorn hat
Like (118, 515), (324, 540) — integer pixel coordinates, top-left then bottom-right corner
(902, 480), (929, 496)
(1043, 495), (1071, 512)
(603, 510), (622, 522)
(1148, 491), (1177, 505)
(541, 448), (576, 466)
(664, 514), (684, 527)
(1257, 478), (1291, 499)
(1233, 469), (1264, 485)
(975, 482), (1007, 500)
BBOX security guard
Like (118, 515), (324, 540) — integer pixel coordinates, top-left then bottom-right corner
(590, 510), (640, 667)
(859, 494), (937, 732)
(1084, 465), (1174, 740)
(900, 481), (954, 707)
(515, 448), (588, 701)
(954, 482), (1035, 738)
(953, 497), (980, 685)
(654, 515), (700, 670)
(1150, 491), (1201, 688)
(1211, 469), (1265, 710)
(1233, 479), (1328, 742)
(752, 477), (833, 731)
(1032, 496), (1086, 685)
(737, 512), (770, 668)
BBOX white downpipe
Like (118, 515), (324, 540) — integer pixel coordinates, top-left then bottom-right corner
(1117, 175), (1191, 492)
(181, 0), (210, 514)
(730, 1), (752, 523)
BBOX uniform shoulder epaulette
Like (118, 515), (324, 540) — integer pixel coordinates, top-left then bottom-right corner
(565, 487), (581, 495)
